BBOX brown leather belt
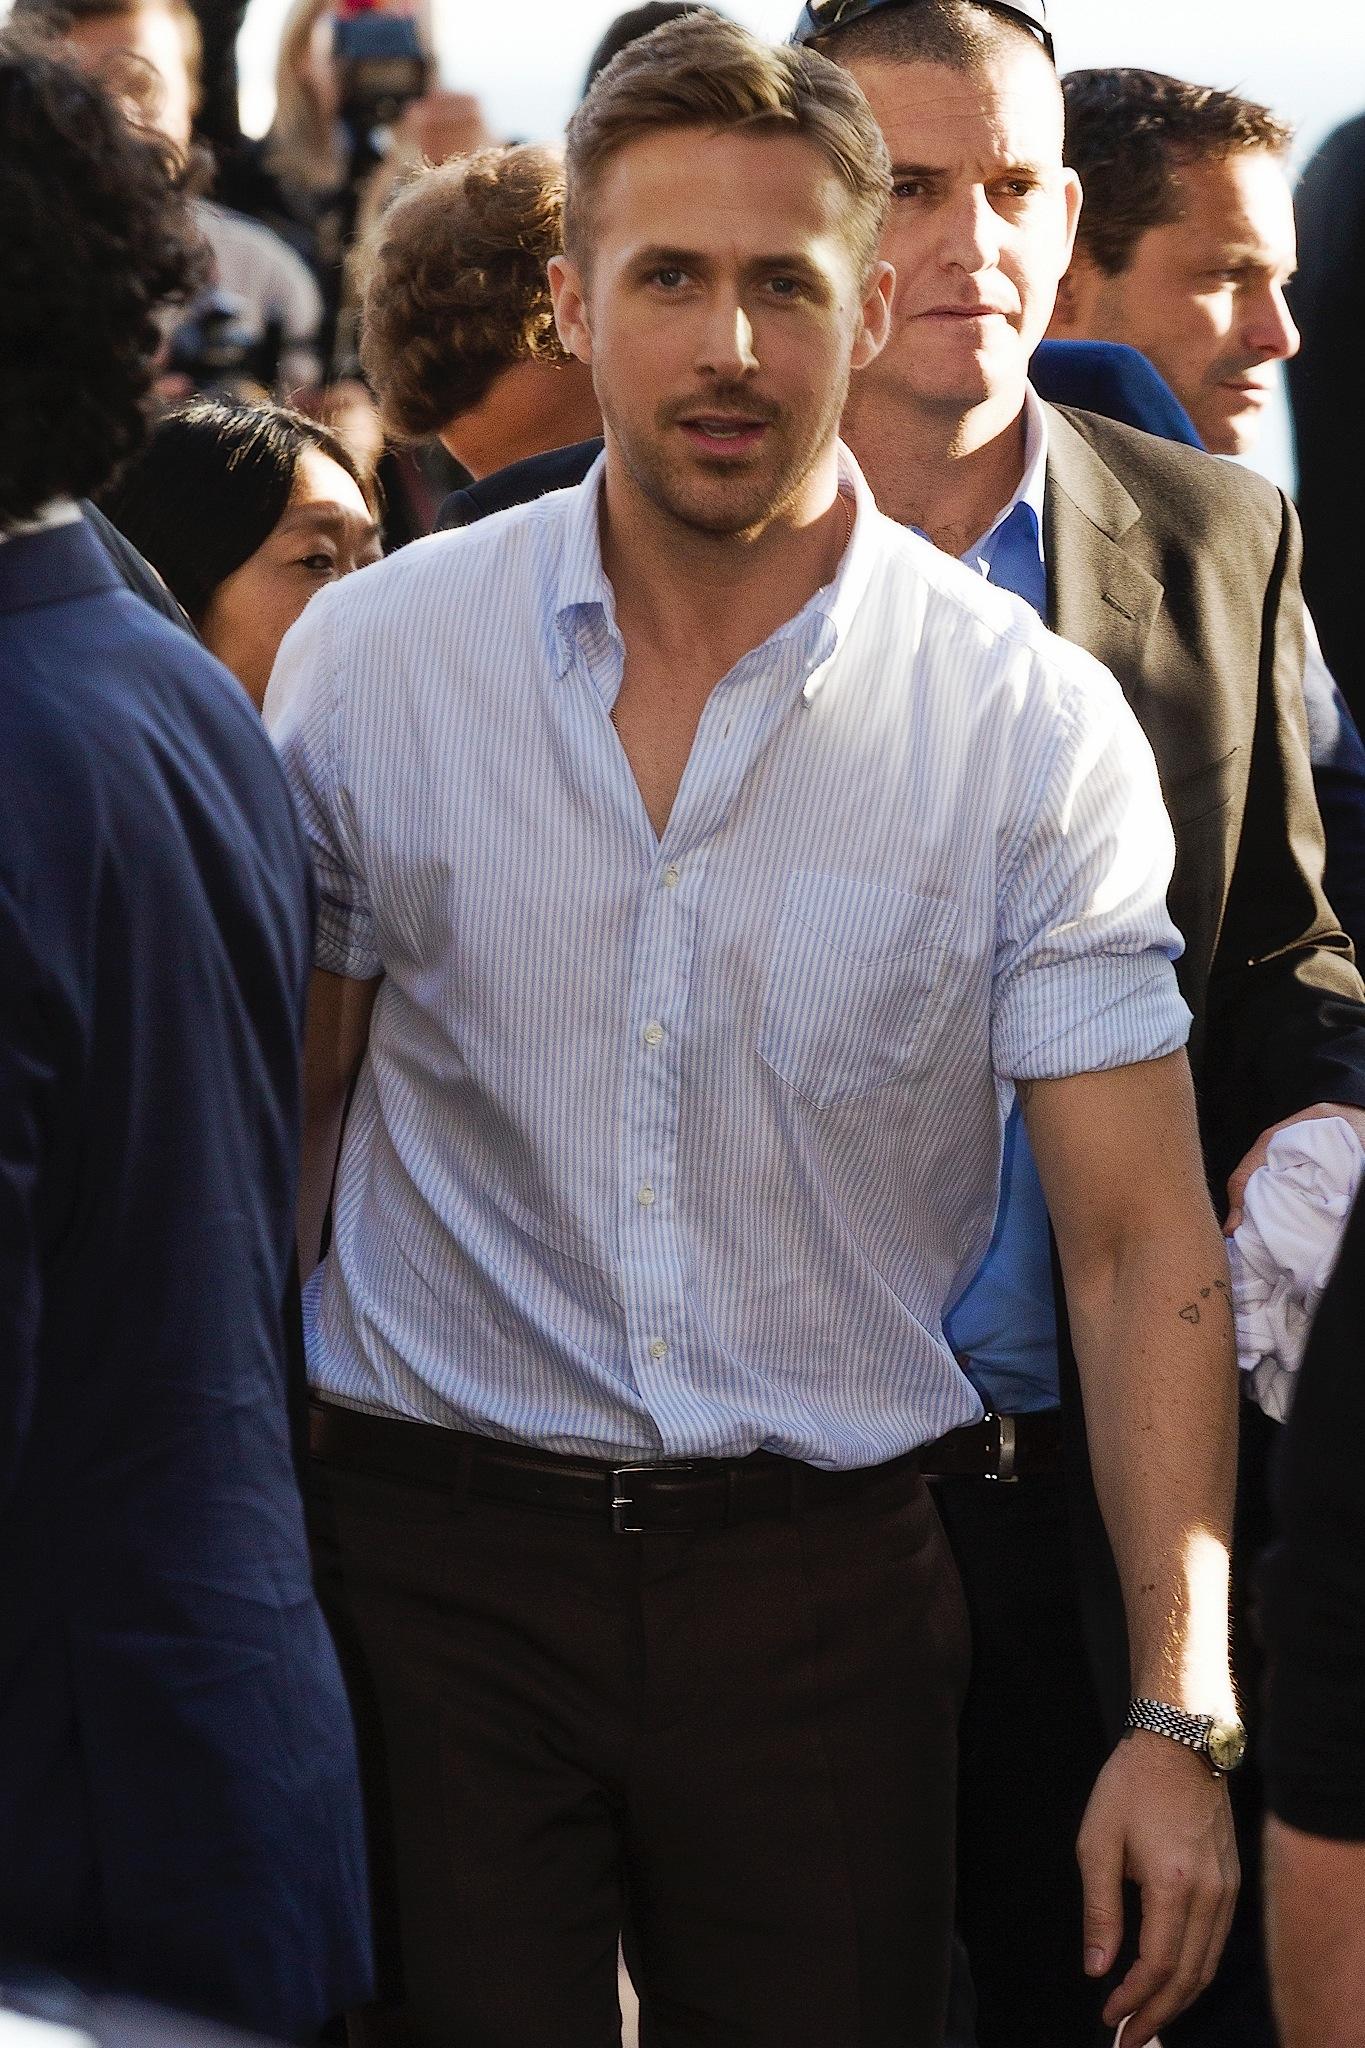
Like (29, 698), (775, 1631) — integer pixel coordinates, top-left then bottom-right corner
(308, 1399), (926, 1535)
(308, 1399), (1061, 1534)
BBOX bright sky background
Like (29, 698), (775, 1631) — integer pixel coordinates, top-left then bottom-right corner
(239, 0), (1365, 170)
(234, 0), (1365, 491)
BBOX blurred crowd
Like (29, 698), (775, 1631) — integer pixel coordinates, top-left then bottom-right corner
(2, 3), (1365, 2048)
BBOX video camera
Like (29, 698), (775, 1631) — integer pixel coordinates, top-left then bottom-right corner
(166, 291), (283, 398)
(332, 0), (429, 145)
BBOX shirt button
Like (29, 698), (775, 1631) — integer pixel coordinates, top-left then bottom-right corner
(649, 1338), (668, 1360)
(637, 1182), (656, 1207)
(662, 865), (680, 889)
(643, 1021), (664, 1047)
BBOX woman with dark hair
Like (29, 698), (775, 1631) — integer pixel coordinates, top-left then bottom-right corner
(102, 397), (381, 706)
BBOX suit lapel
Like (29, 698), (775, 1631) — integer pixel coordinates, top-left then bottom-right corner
(1043, 404), (1164, 723)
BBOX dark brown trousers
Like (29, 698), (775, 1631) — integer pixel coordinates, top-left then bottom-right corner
(305, 1430), (969, 2048)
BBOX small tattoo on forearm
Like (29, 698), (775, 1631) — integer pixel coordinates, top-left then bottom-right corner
(1178, 1279), (1232, 1328)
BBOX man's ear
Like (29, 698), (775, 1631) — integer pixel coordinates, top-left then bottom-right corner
(549, 253), (593, 366)
(1045, 169), (1087, 337)
(1049, 260), (1080, 336)
(851, 258), (895, 370)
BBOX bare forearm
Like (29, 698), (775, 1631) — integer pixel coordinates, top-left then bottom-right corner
(297, 968), (380, 1278)
(298, 1085), (350, 1278)
(1265, 1819), (1365, 2048)
(1065, 1219), (1238, 1708)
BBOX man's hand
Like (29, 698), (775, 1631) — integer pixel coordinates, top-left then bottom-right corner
(1078, 1733), (1239, 2047)
(394, 89), (492, 166)
(1226, 1102), (1365, 1234)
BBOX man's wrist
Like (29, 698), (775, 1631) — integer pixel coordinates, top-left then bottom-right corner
(1125, 1697), (1247, 1775)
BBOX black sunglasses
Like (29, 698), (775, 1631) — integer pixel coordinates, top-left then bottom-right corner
(791, 0), (1055, 65)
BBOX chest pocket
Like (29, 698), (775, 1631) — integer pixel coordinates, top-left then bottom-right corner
(758, 872), (958, 1111)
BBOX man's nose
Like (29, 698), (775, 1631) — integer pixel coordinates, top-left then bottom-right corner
(695, 297), (759, 379)
(939, 186), (1001, 273)
(1245, 282), (1301, 363)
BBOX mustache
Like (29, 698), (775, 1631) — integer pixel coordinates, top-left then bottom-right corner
(661, 388), (783, 426)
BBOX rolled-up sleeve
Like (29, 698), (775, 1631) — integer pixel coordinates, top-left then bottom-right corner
(992, 647), (1192, 1081)
(264, 590), (382, 981)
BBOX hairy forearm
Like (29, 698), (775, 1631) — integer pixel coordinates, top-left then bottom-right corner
(1062, 1214), (1239, 1710)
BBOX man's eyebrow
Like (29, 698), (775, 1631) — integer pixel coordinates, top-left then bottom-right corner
(630, 244), (706, 270)
(628, 244), (826, 279)
(890, 157), (1046, 180)
(1197, 241), (1295, 271)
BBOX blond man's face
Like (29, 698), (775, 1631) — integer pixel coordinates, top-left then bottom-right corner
(550, 124), (892, 539)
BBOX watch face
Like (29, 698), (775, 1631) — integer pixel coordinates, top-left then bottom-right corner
(1207, 1719), (1247, 1773)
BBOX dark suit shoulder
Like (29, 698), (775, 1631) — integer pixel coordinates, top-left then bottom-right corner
(1049, 403), (1285, 539)
(435, 437), (604, 531)
(0, 575), (304, 924)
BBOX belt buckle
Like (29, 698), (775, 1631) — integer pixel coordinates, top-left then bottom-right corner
(984, 1412), (1019, 1484)
(610, 1460), (696, 1534)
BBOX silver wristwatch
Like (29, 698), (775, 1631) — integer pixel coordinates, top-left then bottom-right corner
(1124, 1697), (1247, 1776)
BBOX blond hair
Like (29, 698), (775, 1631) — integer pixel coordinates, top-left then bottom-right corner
(563, 12), (891, 280)
(264, 0), (341, 194)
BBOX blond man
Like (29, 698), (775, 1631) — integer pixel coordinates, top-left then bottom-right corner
(267, 16), (1237, 2044)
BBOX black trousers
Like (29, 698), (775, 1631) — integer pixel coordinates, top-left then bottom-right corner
(306, 1434), (971, 2048)
(935, 1423), (1278, 2048)
(934, 1472), (1112, 2048)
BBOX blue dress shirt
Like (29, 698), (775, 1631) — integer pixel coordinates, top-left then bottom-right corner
(942, 393), (1064, 1413)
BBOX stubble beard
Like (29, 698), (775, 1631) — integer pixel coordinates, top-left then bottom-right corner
(604, 370), (852, 541)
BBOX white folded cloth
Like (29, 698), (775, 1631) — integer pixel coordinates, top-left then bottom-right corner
(1228, 1115), (1365, 1422)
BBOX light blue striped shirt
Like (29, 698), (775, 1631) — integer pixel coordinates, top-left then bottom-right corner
(266, 448), (1190, 1469)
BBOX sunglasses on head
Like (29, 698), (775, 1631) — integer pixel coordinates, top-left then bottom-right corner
(790, 0), (1055, 65)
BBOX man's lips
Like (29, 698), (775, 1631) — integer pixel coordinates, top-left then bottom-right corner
(675, 415), (772, 456)
(918, 303), (1012, 320)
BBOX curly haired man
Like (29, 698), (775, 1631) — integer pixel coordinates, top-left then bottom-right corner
(0, 35), (369, 2038)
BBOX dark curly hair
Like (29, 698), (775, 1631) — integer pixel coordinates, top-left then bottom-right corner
(0, 31), (205, 525)
(359, 144), (572, 444)
(1063, 69), (1293, 277)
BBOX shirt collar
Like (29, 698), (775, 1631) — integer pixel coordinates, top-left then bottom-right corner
(551, 442), (881, 704)
(961, 384), (1049, 570)
(551, 448), (614, 674)
(0, 496), (82, 546)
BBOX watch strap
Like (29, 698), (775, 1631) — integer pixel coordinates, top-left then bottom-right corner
(1124, 1696), (1244, 1773)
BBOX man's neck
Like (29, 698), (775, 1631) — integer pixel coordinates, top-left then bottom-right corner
(598, 443), (850, 679)
(842, 384), (1029, 560)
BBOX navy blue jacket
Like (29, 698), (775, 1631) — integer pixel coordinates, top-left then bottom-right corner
(0, 519), (371, 2042)
(1031, 337), (1203, 444)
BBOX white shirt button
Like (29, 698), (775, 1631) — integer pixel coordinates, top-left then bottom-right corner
(662, 865), (681, 889)
(648, 1338), (668, 1360)
(637, 1182), (656, 1207)
(643, 1021), (664, 1047)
